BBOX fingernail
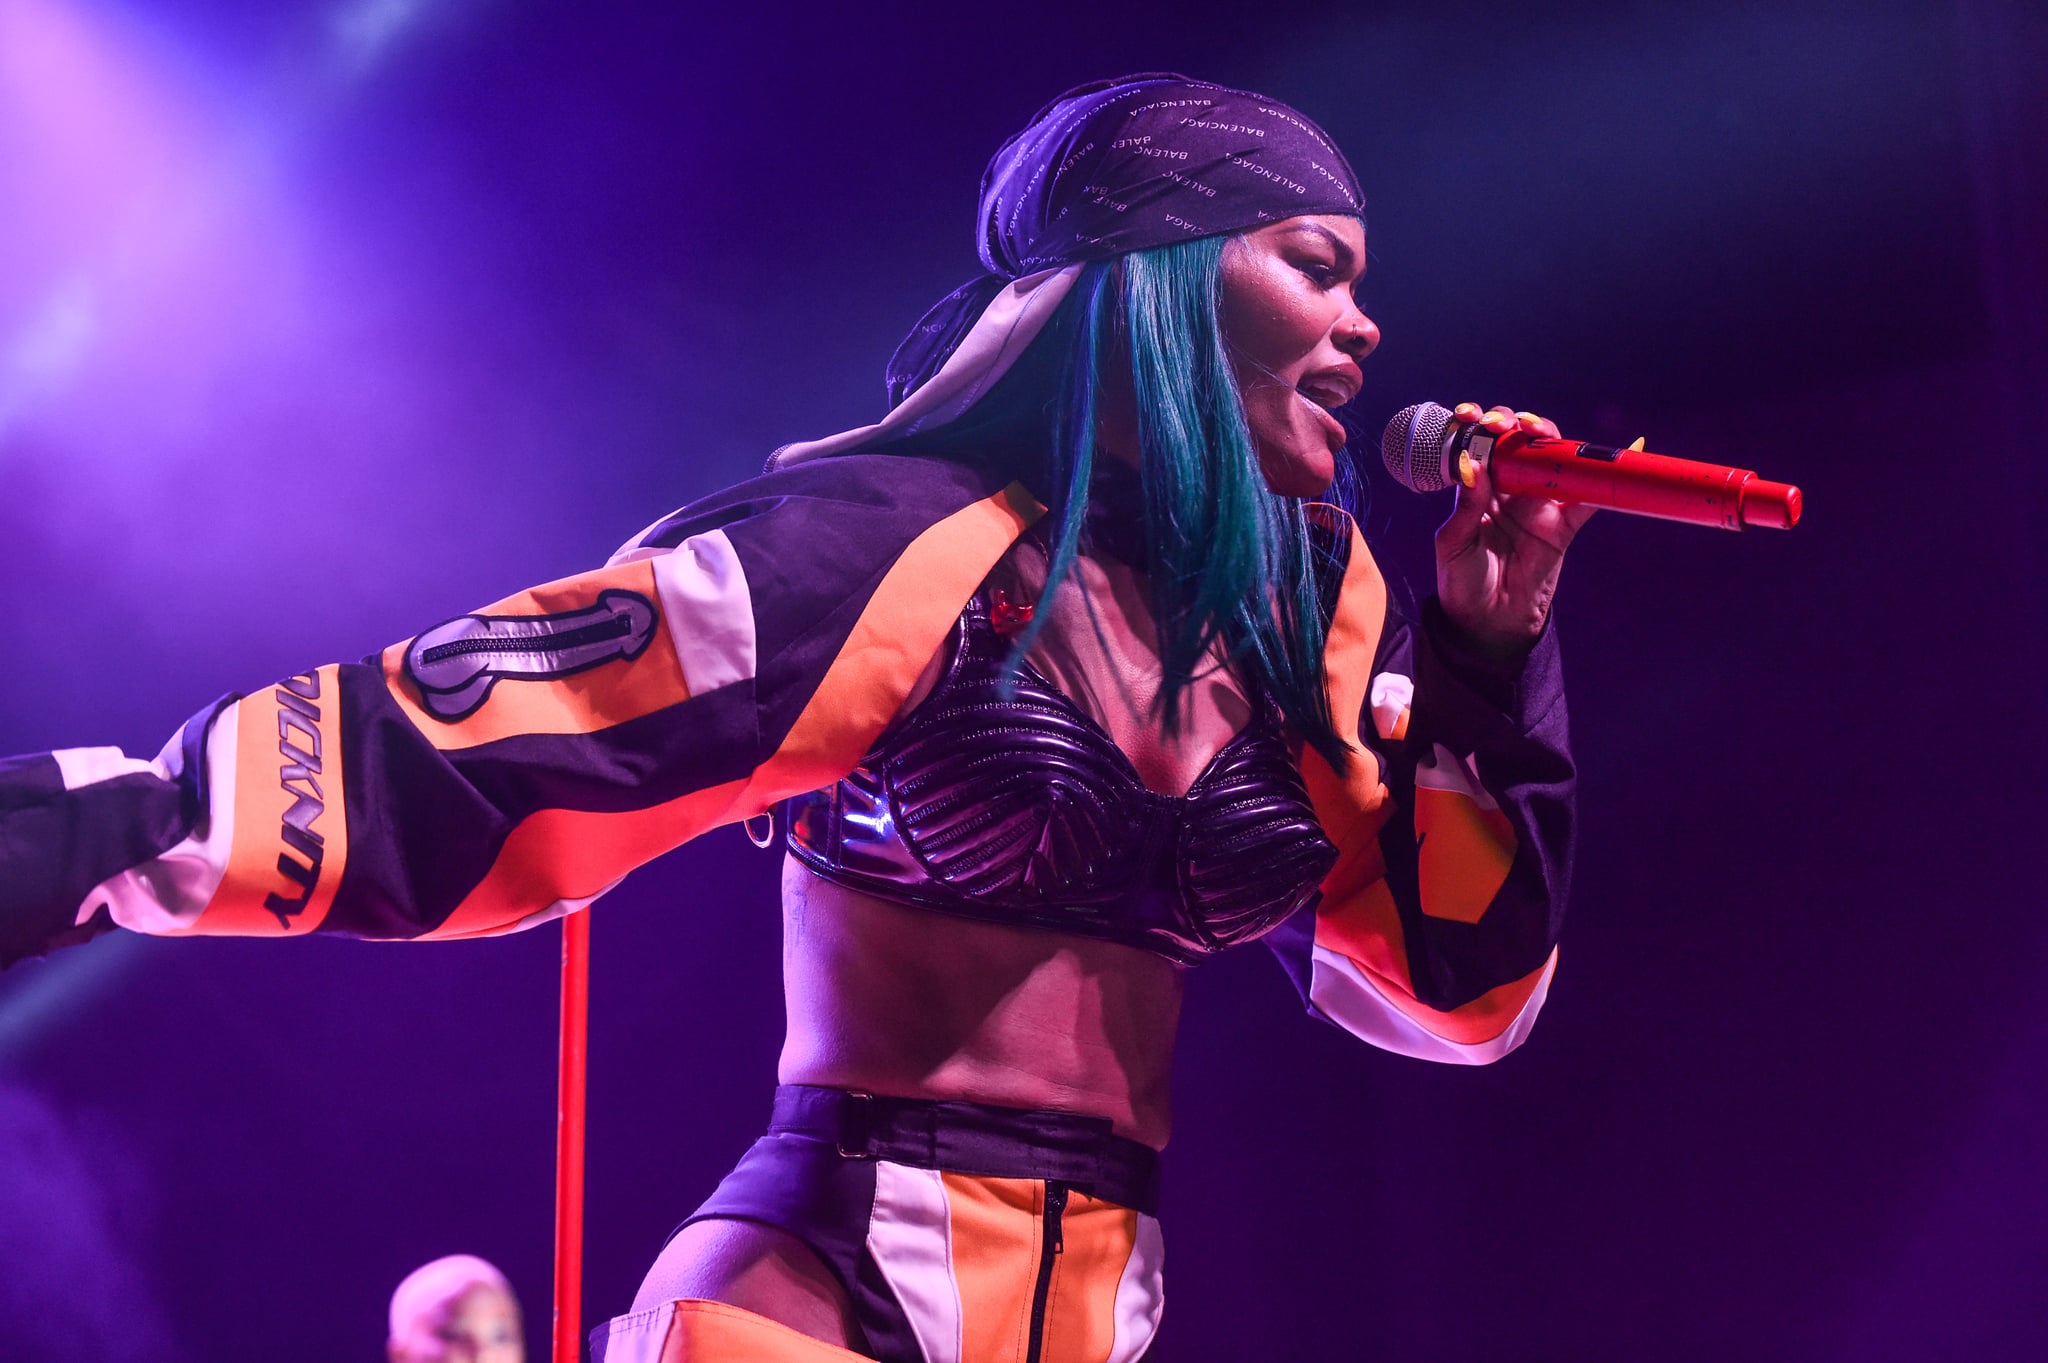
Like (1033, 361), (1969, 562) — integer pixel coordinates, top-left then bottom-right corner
(1516, 411), (1540, 426)
(1457, 451), (1478, 488)
(1454, 402), (1479, 417)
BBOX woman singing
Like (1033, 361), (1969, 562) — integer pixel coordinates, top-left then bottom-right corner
(0, 75), (1587, 1362)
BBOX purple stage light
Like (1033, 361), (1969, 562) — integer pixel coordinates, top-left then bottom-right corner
(327, 0), (430, 78)
(0, 0), (214, 436)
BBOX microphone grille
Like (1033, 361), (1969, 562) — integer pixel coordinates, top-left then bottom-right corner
(1380, 401), (1457, 493)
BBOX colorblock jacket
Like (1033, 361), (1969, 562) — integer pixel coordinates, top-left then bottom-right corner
(0, 453), (1574, 1063)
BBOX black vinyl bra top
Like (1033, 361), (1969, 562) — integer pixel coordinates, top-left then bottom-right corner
(785, 588), (1338, 964)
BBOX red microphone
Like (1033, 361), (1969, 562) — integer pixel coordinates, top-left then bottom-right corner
(1380, 402), (1803, 531)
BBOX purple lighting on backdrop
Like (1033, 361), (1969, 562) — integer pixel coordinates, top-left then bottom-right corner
(0, 1), (2044, 1360)
(0, 0), (190, 435)
(0, 1079), (178, 1362)
(329, 0), (428, 76)
(0, 0), (453, 450)
(0, 0), (457, 1046)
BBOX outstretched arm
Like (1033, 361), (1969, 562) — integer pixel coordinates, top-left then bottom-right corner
(1, 455), (1039, 967)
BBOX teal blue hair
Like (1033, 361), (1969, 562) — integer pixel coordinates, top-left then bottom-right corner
(882, 235), (1355, 769)
(1013, 236), (1352, 771)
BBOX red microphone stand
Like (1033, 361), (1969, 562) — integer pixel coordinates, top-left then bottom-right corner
(553, 910), (591, 1363)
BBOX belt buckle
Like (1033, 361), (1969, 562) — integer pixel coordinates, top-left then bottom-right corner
(835, 1090), (876, 1160)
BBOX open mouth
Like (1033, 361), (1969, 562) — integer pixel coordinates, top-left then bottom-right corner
(1293, 385), (1350, 446)
(1293, 381), (1349, 412)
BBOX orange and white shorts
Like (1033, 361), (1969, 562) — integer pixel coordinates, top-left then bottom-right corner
(592, 1086), (1165, 1363)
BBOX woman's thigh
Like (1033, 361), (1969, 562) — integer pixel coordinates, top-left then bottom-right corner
(632, 1217), (864, 1352)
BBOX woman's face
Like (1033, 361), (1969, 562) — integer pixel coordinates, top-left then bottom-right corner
(1218, 214), (1378, 497)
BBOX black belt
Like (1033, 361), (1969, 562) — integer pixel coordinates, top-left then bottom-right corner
(769, 1084), (1162, 1216)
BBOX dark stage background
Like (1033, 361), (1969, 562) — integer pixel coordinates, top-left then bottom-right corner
(3, 1), (2044, 1359)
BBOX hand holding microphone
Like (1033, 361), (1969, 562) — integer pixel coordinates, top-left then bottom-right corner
(1394, 400), (1803, 657)
(1427, 405), (1600, 658)
(1382, 401), (1804, 531)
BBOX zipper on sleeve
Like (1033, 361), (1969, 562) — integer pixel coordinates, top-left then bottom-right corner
(418, 612), (633, 664)
(1024, 1180), (1070, 1363)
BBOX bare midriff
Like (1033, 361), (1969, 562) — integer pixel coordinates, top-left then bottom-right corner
(772, 545), (1243, 1154)
(635, 545), (1239, 1330)
(776, 855), (1185, 1150)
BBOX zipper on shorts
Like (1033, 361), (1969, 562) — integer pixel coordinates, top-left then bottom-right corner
(1024, 1180), (1070, 1363)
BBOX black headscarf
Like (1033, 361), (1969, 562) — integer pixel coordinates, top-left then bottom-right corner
(884, 74), (1364, 407)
